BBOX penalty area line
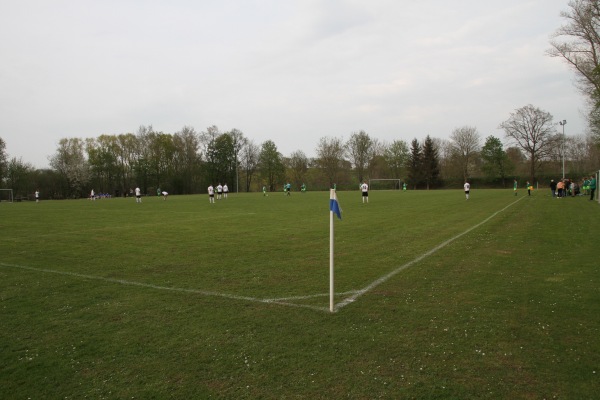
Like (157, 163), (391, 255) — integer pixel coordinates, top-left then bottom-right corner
(334, 197), (525, 312)
(0, 262), (331, 312)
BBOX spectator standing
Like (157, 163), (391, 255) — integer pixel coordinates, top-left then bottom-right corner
(556, 180), (565, 198)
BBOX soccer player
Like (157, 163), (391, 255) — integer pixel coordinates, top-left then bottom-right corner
(35, 190), (40, 203)
(216, 183), (223, 200)
(360, 181), (369, 203)
(135, 187), (142, 203)
(208, 185), (215, 203)
(464, 181), (470, 200)
(301, 183), (306, 193)
(589, 175), (596, 201)
(90, 189), (95, 201)
(513, 179), (518, 196)
(584, 177), (590, 195)
(223, 183), (229, 199)
(162, 191), (168, 200)
(262, 186), (267, 196)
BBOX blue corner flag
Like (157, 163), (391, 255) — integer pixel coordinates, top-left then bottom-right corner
(329, 189), (342, 220)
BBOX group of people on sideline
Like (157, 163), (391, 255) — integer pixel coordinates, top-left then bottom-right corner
(549, 176), (596, 200)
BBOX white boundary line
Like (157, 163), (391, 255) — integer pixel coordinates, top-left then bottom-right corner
(0, 197), (522, 314)
(334, 197), (524, 311)
(0, 262), (331, 313)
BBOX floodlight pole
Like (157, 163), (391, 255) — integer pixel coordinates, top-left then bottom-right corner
(559, 120), (566, 179)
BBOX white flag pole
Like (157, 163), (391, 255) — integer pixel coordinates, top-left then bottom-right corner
(330, 189), (335, 313)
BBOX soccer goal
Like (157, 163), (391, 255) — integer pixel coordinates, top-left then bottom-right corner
(368, 179), (403, 190)
(0, 189), (14, 203)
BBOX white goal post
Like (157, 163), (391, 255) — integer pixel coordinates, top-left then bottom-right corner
(368, 179), (403, 190)
(0, 189), (14, 203)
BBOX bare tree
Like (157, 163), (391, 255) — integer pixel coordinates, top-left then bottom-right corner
(173, 126), (201, 194)
(499, 105), (561, 183)
(200, 125), (221, 184)
(240, 139), (260, 192)
(49, 137), (90, 198)
(227, 128), (247, 193)
(548, 1), (600, 139)
(346, 130), (373, 183)
(0, 136), (7, 184)
(449, 126), (481, 181)
(286, 150), (309, 189)
(383, 140), (409, 179)
(316, 136), (346, 187)
(548, 0), (600, 97)
(566, 133), (599, 175)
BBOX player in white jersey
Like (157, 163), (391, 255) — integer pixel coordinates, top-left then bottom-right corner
(208, 185), (215, 203)
(135, 187), (142, 203)
(162, 191), (168, 200)
(464, 181), (470, 200)
(360, 182), (369, 203)
(223, 184), (229, 198)
(216, 183), (223, 199)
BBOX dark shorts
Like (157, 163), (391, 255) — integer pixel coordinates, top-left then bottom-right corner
(209, 194), (214, 197)
(136, 195), (141, 199)
(362, 192), (368, 197)
(465, 190), (470, 194)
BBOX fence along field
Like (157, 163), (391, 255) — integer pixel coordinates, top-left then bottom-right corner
(1, 189), (599, 398)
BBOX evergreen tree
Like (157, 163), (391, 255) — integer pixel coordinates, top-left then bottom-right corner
(481, 136), (512, 187)
(422, 135), (440, 190)
(407, 138), (423, 189)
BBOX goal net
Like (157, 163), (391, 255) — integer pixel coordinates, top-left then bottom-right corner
(368, 179), (403, 190)
(0, 189), (14, 203)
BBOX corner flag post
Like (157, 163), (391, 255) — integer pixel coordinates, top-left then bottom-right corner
(329, 189), (342, 312)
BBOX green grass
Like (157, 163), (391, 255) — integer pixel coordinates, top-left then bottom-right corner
(1, 190), (599, 398)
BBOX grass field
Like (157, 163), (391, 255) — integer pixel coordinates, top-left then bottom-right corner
(1, 189), (599, 399)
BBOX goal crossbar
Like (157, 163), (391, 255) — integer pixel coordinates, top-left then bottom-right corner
(368, 179), (403, 190)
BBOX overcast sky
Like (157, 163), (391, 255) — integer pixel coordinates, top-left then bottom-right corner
(0, 0), (586, 168)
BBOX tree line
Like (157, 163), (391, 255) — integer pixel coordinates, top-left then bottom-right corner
(1, 104), (599, 200)
(4, 1), (600, 199)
